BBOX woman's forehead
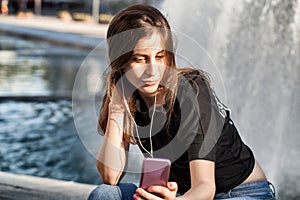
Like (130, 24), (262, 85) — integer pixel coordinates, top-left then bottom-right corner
(133, 33), (165, 53)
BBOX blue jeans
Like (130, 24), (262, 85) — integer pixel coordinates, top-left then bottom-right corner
(88, 183), (137, 200)
(214, 181), (276, 199)
(88, 181), (276, 200)
(88, 182), (185, 200)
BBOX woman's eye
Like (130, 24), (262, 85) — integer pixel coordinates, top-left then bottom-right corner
(156, 54), (165, 60)
(133, 56), (147, 63)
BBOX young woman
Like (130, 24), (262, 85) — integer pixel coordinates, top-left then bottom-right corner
(88, 4), (276, 200)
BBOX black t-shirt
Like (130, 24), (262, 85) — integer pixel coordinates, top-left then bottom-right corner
(134, 70), (255, 193)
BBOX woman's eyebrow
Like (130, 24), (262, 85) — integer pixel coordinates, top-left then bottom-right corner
(156, 50), (165, 54)
(132, 50), (165, 56)
(132, 53), (148, 57)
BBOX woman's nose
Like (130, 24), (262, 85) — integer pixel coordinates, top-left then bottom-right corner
(145, 58), (158, 76)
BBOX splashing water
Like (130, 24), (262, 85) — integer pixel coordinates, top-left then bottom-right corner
(162, 0), (300, 199)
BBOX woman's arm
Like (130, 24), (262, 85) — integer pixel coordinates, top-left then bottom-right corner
(96, 109), (129, 185)
(177, 159), (216, 200)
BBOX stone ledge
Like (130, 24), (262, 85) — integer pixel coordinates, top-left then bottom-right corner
(0, 23), (102, 50)
(0, 15), (107, 50)
(0, 171), (96, 200)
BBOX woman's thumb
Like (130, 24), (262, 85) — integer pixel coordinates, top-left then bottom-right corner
(168, 182), (177, 191)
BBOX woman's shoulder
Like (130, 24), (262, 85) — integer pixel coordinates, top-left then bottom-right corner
(178, 68), (210, 82)
(178, 68), (211, 91)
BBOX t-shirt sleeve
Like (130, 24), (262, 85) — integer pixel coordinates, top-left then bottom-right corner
(185, 71), (226, 162)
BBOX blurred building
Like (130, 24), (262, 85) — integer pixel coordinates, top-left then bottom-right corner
(5, 0), (161, 15)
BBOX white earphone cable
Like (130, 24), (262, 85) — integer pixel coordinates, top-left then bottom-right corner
(121, 79), (156, 158)
(149, 94), (156, 157)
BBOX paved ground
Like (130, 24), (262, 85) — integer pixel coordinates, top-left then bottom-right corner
(0, 171), (96, 200)
(0, 15), (108, 49)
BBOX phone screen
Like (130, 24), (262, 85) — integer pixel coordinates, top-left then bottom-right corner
(139, 158), (171, 190)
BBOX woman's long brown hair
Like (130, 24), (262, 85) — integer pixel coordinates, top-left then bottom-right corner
(98, 4), (209, 144)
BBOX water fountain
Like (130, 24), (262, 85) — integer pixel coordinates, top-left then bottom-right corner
(162, 0), (300, 199)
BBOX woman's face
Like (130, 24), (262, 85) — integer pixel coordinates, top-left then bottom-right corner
(125, 33), (166, 96)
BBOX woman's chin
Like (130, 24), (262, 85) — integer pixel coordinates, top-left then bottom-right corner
(138, 85), (159, 95)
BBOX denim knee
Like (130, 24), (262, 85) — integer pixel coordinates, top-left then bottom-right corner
(88, 184), (122, 200)
(118, 183), (138, 200)
(87, 183), (137, 200)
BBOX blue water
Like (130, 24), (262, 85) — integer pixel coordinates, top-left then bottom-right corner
(0, 99), (102, 184)
(0, 34), (86, 97)
(0, 34), (101, 184)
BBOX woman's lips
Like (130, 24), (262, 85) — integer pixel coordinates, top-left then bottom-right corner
(142, 79), (159, 86)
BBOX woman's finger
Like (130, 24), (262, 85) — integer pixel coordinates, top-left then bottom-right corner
(147, 186), (170, 198)
(167, 182), (178, 192)
(133, 193), (145, 200)
(135, 188), (160, 200)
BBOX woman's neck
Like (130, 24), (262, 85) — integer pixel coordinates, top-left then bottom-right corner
(138, 90), (166, 109)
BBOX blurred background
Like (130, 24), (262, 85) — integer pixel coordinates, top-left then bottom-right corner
(0, 0), (299, 199)
(0, 0), (160, 22)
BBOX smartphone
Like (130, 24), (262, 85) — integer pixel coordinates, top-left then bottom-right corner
(139, 158), (171, 190)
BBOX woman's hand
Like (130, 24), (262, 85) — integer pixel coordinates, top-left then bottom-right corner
(109, 85), (127, 114)
(133, 182), (178, 200)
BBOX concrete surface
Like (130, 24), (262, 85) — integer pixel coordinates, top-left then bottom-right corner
(0, 15), (108, 49)
(0, 171), (97, 200)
